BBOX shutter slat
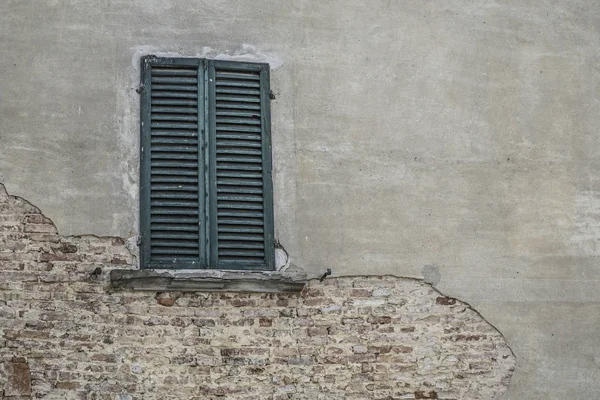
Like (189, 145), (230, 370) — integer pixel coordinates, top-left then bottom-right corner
(151, 240), (199, 248)
(216, 80), (260, 88)
(217, 201), (263, 210)
(218, 242), (265, 249)
(218, 258), (264, 263)
(216, 95), (261, 103)
(151, 169), (198, 176)
(152, 69), (197, 76)
(153, 91), (198, 99)
(215, 102), (261, 110)
(152, 138), (198, 145)
(216, 118), (260, 125)
(217, 179), (262, 186)
(216, 125), (261, 132)
(217, 187), (263, 195)
(151, 153), (197, 160)
(150, 192), (198, 199)
(216, 110), (261, 117)
(151, 176), (198, 183)
(217, 171), (263, 179)
(216, 140), (261, 148)
(151, 161), (198, 168)
(216, 72), (260, 80)
(216, 88), (261, 96)
(152, 99), (198, 106)
(152, 107), (197, 114)
(152, 256), (199, 261)
(152, 155), (197, 162)
(218, 226), (265, 233)
(152, 85), (197, 92)
(151, 184), (198, 191)
(152, 77), (197, 84)
(151, 208), (199, 215)
(217, 163), (262, 171)
(218, 234), (264, 242)
(216, 133), (262, 141)
(217, 194), (263, 202)
(151, 145), (198, 152)
(218, 250), (264, 257)
(151, 248), (199, 255)
(150, 200), (199, 207)
(152, 114), (198, 122)
(218, 218), (263, 225)
(151, 216), (199, 223)
(218, 210), (263, 218)
(151, 233), (199, 239)
(217, 148), (262, 155)
(151, 122), (198, 129)
(216, 156), (262, 163)
(151, 130), (198, 137)
(151, 225), (198, 232)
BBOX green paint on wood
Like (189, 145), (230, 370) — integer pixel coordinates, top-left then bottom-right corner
(140, 56), (274, 271)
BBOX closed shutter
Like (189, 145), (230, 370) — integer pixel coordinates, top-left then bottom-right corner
(140, 57), (274, 271)
(140, 57), (207, 269)
(208, 61), (275, 270)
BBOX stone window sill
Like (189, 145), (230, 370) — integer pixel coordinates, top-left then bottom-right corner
(110, 269), (307, 293)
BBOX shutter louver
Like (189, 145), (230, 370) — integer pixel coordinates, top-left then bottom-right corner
(141, 58), (206, 268)
(210, 62), (275, 270)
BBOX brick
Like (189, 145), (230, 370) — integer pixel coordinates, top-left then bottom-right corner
(24, 223), (57, 234)
(39, 253), (80, 262)
(436, 297), (457, 306)
(4, 358), (32, 396)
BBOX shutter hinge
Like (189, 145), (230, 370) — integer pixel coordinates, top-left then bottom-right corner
(136, 236), (142, 246)
(269, 90), (276, 100)
(136, 83), (145, 94)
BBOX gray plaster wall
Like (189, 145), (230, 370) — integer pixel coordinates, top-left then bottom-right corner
(1, 0), (599, 398)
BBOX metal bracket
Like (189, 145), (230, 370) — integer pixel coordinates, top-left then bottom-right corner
(319, 268), (332, 282)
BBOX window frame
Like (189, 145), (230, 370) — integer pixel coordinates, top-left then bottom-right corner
(139, 56), (275, 271)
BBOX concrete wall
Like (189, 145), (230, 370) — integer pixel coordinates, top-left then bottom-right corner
(0, 0), (599, 398)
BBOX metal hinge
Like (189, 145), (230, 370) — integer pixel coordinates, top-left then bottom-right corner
(136, 83), (145, 94)
(136, 236), (142, 246)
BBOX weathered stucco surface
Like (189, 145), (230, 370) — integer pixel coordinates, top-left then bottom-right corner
(0, 185), (514, 399)
(1, 1), (599, 398)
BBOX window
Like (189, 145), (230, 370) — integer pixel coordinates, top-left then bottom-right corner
(139, 56), (274, 271)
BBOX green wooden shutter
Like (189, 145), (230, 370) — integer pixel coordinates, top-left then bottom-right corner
(208, 60), (275, 270)
(141, 57), (274, 271)
(140, 57), (207, 269)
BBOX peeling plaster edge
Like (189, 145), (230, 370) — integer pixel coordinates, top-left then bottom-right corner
(320, 273), (517, 396)
(331, 274), (517, 351)
(0, 182), (516, 394)
(0, 183), (140, 266)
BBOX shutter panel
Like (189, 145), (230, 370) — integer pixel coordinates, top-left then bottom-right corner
(140, 57), (206, 269)
(208, 61), (275, 270)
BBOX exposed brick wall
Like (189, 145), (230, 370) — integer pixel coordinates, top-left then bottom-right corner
(0, 184), (515, 399)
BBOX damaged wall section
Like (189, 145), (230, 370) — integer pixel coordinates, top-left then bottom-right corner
(0, 184), (515, 399)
